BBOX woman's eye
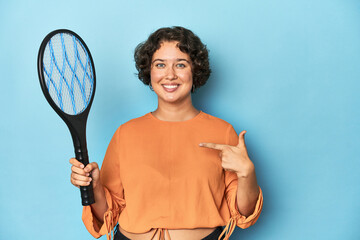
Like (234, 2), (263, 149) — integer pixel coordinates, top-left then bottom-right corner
(176, 63), (186, 68)
(156, 63), (165, 68)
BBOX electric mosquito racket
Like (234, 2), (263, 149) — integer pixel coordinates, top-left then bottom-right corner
(37, 29), (96, 206)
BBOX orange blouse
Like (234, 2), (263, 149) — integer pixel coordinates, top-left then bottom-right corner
(82, 111), (263, 240)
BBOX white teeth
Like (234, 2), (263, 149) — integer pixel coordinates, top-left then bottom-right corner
(163, 85), (178, 89)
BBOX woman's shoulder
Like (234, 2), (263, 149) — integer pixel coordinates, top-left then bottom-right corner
(123, 113), (152, 126)
(110, 113), (152, 136)
(199, 111), (234, 129)
(115, 113), (152, 132)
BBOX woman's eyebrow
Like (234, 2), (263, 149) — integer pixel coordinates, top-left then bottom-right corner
(152, 59), (165, 64)
(176, 58), (190, 63)
(152, 58), (191, 64)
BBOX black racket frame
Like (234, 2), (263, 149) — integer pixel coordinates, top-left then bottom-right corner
(37, 29), (96, 206)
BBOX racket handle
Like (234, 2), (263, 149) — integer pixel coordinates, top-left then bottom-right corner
(75, 147), (95, 206)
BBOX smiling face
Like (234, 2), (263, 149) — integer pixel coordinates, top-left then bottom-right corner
(150, 41), (193, 104)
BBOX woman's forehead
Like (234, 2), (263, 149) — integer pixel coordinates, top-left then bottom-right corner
(153, 41), (190, 60)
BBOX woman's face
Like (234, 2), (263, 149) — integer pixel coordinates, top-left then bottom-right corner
(150, 41), (193, 104)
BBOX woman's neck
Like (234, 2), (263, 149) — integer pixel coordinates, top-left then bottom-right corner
(152, 98), (199, 122)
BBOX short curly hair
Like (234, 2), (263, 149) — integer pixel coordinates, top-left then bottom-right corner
(134, 26), (211, 92)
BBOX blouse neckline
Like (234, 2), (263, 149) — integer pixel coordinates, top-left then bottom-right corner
(147, 110), (204, 123)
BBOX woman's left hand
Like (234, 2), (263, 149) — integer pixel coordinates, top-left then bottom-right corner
(199, 130), (254, 178)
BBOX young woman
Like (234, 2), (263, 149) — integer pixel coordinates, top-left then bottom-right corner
(70, 26), (263, 240)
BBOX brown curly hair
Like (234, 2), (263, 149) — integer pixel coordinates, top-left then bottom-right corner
(134, 26), (211, 92)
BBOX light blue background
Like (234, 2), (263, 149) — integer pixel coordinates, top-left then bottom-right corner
(0, 0), (359, 239)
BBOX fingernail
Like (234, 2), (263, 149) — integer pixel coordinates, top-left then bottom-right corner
(199, 143), (203, 147)
(80, 164), (84, 168)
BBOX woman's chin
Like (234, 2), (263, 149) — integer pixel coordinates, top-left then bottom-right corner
(156, 90), (192, 104)
(161, 97), (178, 103)
(158, 95), (186, 104)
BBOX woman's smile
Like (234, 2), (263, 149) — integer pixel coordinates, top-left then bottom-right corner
(162, 84), (180, 92)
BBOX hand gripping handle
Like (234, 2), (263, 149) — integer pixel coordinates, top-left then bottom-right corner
(75, 147), (95, 206)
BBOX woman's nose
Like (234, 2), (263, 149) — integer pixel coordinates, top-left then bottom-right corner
(165, 66), (177, 80)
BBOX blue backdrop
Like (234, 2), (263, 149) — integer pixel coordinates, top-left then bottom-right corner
(0, 0), (359, 239)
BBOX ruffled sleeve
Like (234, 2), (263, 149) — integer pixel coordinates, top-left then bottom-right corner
(219, 125), (263, 240)
(224, 173), (263, 228)
(82, 126), (126, 239)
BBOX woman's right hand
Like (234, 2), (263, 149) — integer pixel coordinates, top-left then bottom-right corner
(70, 158), (100, 189)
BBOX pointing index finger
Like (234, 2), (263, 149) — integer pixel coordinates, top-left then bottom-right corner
(199, 142), (228, 151)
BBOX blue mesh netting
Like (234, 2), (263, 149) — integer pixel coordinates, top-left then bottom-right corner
(42, 33), (94, 115)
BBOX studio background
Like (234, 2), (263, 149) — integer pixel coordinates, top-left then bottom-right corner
(0, 0), (359, 239)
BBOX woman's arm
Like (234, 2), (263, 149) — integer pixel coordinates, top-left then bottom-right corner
(90, 183), (108, 223)
(235, 163), (260, 217)
(200, 129), (260, 217)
